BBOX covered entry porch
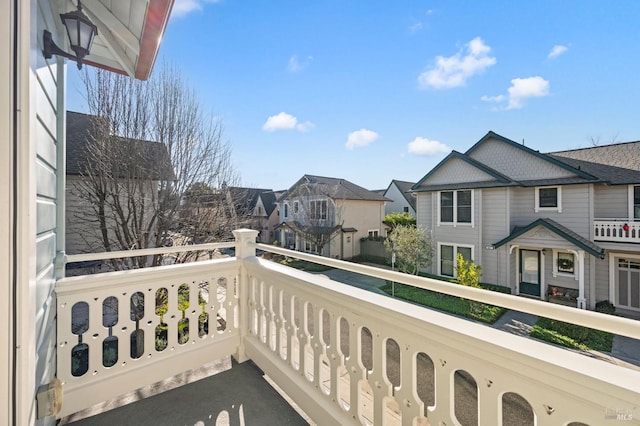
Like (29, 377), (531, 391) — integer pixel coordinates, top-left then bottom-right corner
(493, 218), (605, 309)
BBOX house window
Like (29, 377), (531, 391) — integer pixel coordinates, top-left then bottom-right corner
(557, 252), (575, 274)
(309, 200), (328, 220)
(535, 186), (562, 213)
(634, 186), (640, 220)
(403, 206), (409, 213)
(304, 240), (317, 254)
(439, 190), (472, 225)
(439, 243), (473, 277)
(284, 203), (289, 218)
(294, 201), (299, 214)
(368, 229), (379, 238)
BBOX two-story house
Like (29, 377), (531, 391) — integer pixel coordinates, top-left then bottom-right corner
(65, 111), (174, 261)
(276, 175), (388, 259)
(413, 131), (640, 316)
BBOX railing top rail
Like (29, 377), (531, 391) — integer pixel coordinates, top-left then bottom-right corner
(65, 241), (236, 263)
(254, 242), (640, 340)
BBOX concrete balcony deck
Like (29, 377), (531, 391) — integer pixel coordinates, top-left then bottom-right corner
(59, 359), (309, 425)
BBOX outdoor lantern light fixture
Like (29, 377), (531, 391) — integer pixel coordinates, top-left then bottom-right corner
(43, 1), (98, 70)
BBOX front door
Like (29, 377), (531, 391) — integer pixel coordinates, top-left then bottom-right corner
(520, 249), (541, 297)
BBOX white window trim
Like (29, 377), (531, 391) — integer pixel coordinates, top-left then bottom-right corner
(534, 186), (562, 213)
(629, 185), (639, 220)
(437, 189), (474, 227)
(609, 251), (640, 311)
(283, 203), (289, 219)
(368, 229), (380, 238)
(437, 242), (475, 278)
(552, 249), (577, 280)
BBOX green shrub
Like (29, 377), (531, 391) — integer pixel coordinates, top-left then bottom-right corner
(595, 300), (616, 315)
(531, 317), (613, 351)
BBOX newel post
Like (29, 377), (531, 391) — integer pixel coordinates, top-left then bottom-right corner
(232, 229), (259, 363)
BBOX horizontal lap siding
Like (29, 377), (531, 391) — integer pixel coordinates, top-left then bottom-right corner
(34, 2), (59, 423)
(594, 185), (628, 219)
(482, 188), (509, 286)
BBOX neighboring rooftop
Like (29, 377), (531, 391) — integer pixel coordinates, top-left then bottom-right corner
(281, 174), (390, 202)
(66, 111), (175, 180)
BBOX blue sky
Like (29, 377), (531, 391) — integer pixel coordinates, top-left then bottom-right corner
(67, 0), (640, 191)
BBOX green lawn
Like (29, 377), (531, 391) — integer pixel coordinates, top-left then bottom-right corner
(278, 258), (333, 272)
(381, 282), (506, 324)
(530, 317), (614, 352)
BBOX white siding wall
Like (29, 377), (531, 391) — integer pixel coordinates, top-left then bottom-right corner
(33, 2), (62, 424)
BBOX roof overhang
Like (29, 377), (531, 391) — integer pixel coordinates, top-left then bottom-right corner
(493, 218), (605, 259)
(54, 0), (174, 80)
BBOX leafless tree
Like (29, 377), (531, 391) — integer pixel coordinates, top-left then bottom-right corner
(283, 178), (345, 256)
(70, 64), (243, 268)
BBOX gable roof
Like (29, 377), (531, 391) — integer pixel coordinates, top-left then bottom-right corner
(493, 218), (605, 258)
(386, 180), (417, 210)
(227, 187), (276, 216)
(412, 150), (515, 192)
(281, 175), (389, 202)
(412, 131), (640, 192)
(466, 131), (598, 180)
(66, 111), (174, 180)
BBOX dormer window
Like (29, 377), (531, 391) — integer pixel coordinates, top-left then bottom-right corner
(535, 186), (562, 213)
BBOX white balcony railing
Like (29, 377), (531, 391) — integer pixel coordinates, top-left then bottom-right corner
(55, 230), (640, 425)
(594, 219), (640, 243)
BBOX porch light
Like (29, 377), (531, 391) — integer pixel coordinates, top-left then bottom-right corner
(43, 1), (98, 70)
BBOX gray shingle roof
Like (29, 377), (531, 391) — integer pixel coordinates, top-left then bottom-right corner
(493, 218), (605, 258)
(66, 111), (175, 180)
(281, 175), (390, 202)
(550, 141), (640, 171)
(388, 180), (417, 210)
(414, 131), (640, 192)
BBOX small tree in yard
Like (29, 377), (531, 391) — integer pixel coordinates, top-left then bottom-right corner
(455, 253), (483, 316)
(384, 225), (432, 275)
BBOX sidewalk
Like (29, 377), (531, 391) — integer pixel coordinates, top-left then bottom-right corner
(493, 310), (640, 371)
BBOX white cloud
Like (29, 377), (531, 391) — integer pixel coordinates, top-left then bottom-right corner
(287, 55), (313, 73)
(296, 121), (315, 132)
(171, 0), (221, 17)
(409, 22), (423, 34)
(407, 137), (450, 156)
(548, 44), (568, 59)
(507, 77), (550, 109)
(262, 112), (314, 132)
(346, 129), (379, 150)
(481, 76), (550, 110)
(418, 37), (496, 89)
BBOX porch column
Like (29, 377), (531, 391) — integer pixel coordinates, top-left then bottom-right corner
(573, 249), (586, 309)
(232, 228), (259, 362)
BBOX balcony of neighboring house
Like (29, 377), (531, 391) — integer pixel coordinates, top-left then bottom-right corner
(53, 230), (640, 426)
(594, 219), (640, 244)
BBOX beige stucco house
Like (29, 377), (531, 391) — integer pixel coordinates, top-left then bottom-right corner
(276, 175), (389, 259)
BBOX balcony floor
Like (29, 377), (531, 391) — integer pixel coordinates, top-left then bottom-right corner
(59, 358), (310, 425)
